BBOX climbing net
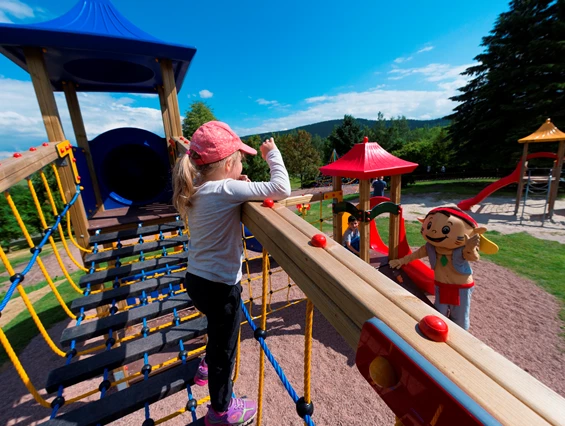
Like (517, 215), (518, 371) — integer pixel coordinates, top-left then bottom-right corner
(0, 161), (321, 425)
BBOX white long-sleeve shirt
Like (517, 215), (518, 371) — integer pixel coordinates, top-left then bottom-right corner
(186, 149), (291, 285)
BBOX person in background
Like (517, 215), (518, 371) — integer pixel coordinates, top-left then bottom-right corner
(342, 216), (360, 255)
(371, 176), (387, 197)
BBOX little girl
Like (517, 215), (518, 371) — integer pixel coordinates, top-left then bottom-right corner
(172, 121), (291, 426)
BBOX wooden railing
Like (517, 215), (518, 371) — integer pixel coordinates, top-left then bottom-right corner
(242, 200), (565, 426)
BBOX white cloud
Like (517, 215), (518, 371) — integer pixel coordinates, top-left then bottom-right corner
(417, 46), (434, 54)
(0, 76), (164, 152)
(256, 98), (278, 106)
(388, 63), (472, 82)
(394, 56), (413, 64)
(0, 0), (35, 23)
(199, 89), (213, 99)
(0, 151), (14, 160)
(235, 63), (473, 136)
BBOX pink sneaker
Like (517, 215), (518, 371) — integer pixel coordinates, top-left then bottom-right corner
(204, 397), (257, 426)
(194, 358), (208, 386)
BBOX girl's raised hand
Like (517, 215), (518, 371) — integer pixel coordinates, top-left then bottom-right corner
(260, 137), (277, 160)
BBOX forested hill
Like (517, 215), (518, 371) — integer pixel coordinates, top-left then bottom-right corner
(243, 117), (450, 139)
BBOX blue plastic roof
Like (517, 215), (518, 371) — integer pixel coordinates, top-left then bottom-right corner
(0, 0), (197, 93)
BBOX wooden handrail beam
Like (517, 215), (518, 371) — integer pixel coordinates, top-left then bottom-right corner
(0, 142), (60, 193)
(242, 200), (565, 425)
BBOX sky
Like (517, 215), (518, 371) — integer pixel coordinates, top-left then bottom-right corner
(0, 0), (512, 157)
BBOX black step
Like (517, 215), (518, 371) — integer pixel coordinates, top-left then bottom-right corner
(41, 359), (199, 426)
(89, 220), (185, 246)
(70, 271), (186, 313)
(84, 235), (189, 265)
(60, 293), (192, 346)
(78, 253), (188, 288)
(46, 316), (207, 393)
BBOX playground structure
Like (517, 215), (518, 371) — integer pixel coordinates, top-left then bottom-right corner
(458, 119), (565, 220)
(1, 1), (565, 425)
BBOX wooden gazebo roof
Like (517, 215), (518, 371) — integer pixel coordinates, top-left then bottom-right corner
(518, 119), (565, 143)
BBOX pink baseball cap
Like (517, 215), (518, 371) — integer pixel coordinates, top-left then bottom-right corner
(189, 121), (257, 165)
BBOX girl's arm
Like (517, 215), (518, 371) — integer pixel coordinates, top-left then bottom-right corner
(224, 149), (291, 202)
(389, 245), (427, 268)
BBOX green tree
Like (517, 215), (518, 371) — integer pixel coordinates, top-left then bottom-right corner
(182, 101), (217, 139)
(447, 0), (565, 168)
(327, 115), (363, 156)
(242, 135), (270, 182)
(280, 130), (321, 187)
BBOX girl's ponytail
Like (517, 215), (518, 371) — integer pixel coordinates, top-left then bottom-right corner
(172, 153), (197, 222)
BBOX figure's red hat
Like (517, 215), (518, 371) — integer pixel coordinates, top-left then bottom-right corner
(426, 207), (478, 228)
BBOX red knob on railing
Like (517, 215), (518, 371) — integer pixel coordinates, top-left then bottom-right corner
(29, 147), (37, 152)
(311, 234), (327, 248)
(262, 199), (274, 208)
(42, 142), (49, 147)
(13, 153), (22, 158)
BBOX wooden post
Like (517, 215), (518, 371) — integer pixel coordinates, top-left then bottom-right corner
(359, 179), (371, 263)
(157, 85), (173, 142)
(388, 175), (401, 261)
(514, 143), (529, 215)
(63, 81), (104, 211)
(159, 59), (183, 164)
(548, 140), (565, 218)
(24, 47), (90, 254)
(332, 176), (342, 242)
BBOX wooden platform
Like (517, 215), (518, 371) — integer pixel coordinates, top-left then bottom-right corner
(88, 203), (179, 234)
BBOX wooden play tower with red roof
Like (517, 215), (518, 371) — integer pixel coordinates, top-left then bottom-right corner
(320, 136), (418, 263)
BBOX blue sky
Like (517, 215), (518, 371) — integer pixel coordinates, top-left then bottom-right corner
(0, 0), (511, 156)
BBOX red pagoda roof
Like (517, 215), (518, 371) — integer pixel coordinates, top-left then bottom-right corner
(319, 137), (418, 179)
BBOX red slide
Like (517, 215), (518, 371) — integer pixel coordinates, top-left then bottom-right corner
(369, 197), (435, 294)
(457, 152), (558, 211)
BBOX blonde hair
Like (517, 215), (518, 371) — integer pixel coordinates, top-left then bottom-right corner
(172, 150), (241, 221)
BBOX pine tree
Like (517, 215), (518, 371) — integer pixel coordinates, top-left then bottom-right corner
(327, 115), (364, 156)
(447, 0), (565, 168)
(182, 101), (217, 139)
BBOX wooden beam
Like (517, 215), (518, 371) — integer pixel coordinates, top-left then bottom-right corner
(548, 140), (564, 218)
(158, 84), (174, 142)
(388, 175), (401, 260)
(276, 205), (565, 425)
(332, 176), (342, 242)
(160, 59), (182, 136)
(514, 143), (529, 215)
(173, 136), (190, 157)
(358, 179), (370, 263)
(0, 142), (59, 192)
(63, 81), (103, 210)
(23, 47), (90, 255)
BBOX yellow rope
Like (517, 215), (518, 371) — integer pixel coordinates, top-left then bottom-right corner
(0, 328), (51, 407)
(27, 178), (83, 294)
(0, 245), (68, 358)
(303, 300), (314, 426)
(51, 164), (92, 253)
(39, 171), (90, 272)
(4, 191), (77, 320)
(430, 404), (444, 426)
(256, 248), (269, 426)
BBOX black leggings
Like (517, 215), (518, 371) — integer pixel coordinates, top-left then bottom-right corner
(185, 272), (242, 412)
